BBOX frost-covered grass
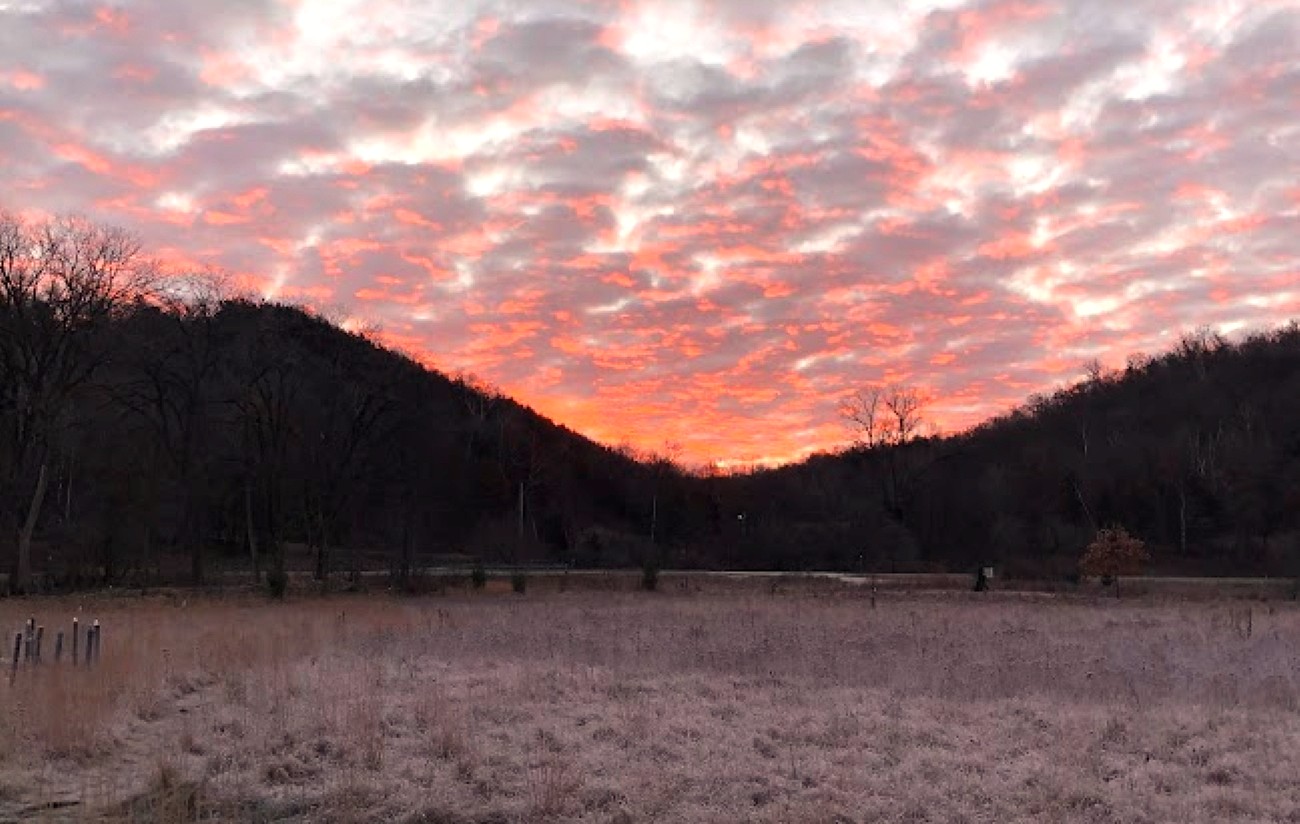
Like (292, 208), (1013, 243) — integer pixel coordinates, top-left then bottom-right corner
(2, 590), (1299, 822)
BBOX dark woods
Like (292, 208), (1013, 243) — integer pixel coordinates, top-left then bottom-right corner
(0, 213), (707, 593)
(731, 325), (1300, 579)
(3, 213), (1300, 593)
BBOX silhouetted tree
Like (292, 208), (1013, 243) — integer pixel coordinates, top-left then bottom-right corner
(0, 213), (151, 591)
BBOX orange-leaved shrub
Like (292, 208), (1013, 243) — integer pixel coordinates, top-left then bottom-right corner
(1080, 526), (1149, 594)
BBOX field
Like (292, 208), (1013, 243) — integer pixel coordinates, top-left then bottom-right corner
(3, 584), (1300, 822)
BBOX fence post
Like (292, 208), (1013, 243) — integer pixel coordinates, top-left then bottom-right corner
(72, 618), (79, 665)
(55, 631), (64, 663)
(8, 633), (19, 685)
(24, 618), (34, 662)
(34, 626), (43, 664)
(91, 620), (101, 665)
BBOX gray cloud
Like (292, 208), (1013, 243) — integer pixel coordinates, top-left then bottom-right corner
(0, 0), (1297, 462)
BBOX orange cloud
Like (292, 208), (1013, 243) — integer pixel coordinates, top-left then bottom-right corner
(1, 0), (1295, 465)
(1, 70), (44, 91)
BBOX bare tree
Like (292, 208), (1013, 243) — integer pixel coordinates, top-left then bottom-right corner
(115, 270), (228, 584)
(236, 350), (301, 588)
(0, 213), (152, 591)
(839, 383), (933, 526)
(456, 371), (502, 460)
(649, 441), (683, 546)
(303, 363), (396, 581)
(839, 384), (927, 449)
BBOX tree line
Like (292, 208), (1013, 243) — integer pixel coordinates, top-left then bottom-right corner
(3, 213), (1299, 593)
(723, 325), (1300, 578)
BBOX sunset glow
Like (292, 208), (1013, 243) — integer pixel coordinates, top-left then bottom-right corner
(2, 0), (1298, 465)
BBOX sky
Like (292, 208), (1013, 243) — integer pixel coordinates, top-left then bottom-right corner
(1, 0), (1298, 467)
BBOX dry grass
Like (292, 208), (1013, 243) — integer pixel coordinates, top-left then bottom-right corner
(3, 589), (1300, 822)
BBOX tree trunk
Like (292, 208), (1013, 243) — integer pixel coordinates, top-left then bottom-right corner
(399, 506), (413, 585)
(1178, 484), (1188, 555)
(16, 461), (49, 594)
(1071, 478), (1097, 531)
(518, 482), (525, 540)
(650, 493), (657, 544)
(63, 453), (74, 522)
(312, 537), (324, 581)
(314, 506), (330, 582)
(189, 509), (204, 586)
(142, 525), (154, 589)
(244, 481), (261, 583)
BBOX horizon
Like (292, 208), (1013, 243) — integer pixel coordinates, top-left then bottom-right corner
(2, 1), (1297, 465)
(384, 310), (1291, 473)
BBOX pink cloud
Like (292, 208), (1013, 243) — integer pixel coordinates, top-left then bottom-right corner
(1, 70), (44, 90)
(0, 0), (1297, 463)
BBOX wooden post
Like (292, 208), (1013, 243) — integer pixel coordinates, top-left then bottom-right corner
(72, 618), (79, 665)
(34, 626), (43, 664)
(91, 620), (101, 664)
(24, 618), (34, 662)
(8, 633), (20, 685)
(54, 631), (64, 663)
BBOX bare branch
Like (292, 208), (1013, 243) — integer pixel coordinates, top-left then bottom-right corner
(0, 212), (150, 591)
(155, 267), (231, 319)
(839, 384), (929, 448)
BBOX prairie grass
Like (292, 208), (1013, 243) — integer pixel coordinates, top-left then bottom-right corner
(2, 590), (1300, 821)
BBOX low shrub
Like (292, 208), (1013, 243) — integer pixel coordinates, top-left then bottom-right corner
(267, 566), (288, 600)
(641, 558), (660, 592)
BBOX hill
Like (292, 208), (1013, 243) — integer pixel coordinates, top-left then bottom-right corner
(2, 289), (666, 591)
(711, 324), (1300, 578)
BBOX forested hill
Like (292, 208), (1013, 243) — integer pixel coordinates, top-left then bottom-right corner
(3, 216), (1299, 589)
(717, 324), (1300, 578)
(2, 288), (671, 591)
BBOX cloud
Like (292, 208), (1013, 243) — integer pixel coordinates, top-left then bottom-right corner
(1, 0), (1297, 464)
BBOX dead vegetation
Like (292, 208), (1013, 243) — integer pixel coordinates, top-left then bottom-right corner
(2, 590), (1300, 821)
